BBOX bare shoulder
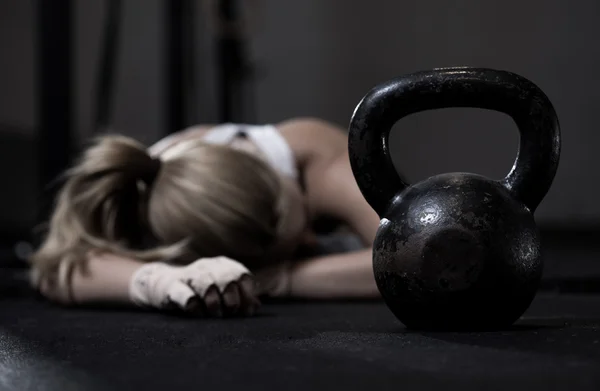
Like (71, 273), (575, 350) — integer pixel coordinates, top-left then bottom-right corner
(306, 148), (379, 244)
(276, 117), (348, 167)
(279, 118), (379, 244)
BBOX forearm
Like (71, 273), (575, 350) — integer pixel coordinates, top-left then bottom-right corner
(71, 253), (145, 305)
(38, 252), (144, 306)
(287, 248), (380, 299)
(39, 253), (261, 316)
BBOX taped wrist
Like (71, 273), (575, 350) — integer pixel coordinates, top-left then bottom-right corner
(128, 262), (172, 308)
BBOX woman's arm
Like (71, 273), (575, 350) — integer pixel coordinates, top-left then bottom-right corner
(38, 252), (144, 306)
(37, 252), (261, 316)
(286, 248), (379, 299)
(275, 139), (382, 299)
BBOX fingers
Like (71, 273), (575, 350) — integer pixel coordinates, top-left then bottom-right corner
(185, 272), (214, 298)
(192, 256), (250, 292)
(165, 256), (262, 318)
(166, 281), (198, 311)
(222, 282), (242, 316)
(203, 285), (223, 317)
(199, 279), (260, 318)
(238, 275), (261, 316)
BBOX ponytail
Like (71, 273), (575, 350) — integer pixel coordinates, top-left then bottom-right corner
(31, 133), (285, 290)
(30, 135), (188, 288)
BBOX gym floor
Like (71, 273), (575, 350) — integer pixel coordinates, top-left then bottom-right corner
(1, 230), (599, 391)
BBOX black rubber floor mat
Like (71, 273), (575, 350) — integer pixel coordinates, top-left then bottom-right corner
(0, 294), (599, 391)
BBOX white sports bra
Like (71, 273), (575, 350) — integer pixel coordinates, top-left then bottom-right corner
(149, 123), (299, 179)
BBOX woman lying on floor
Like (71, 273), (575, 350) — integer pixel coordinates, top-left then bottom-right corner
(29, 118), (381, 317)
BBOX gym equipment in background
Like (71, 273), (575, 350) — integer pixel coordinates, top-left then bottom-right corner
(36, 0), (74, 227)
(213, 0), (259, 123)
(348, 67), (560, 330)
(164, 0), (198, 133)
(96, 0), (197, 134)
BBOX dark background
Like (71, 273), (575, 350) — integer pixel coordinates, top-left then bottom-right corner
(1, 0), (599, 238)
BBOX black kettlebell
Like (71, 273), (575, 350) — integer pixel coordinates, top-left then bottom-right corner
(348, 67), (561, 331)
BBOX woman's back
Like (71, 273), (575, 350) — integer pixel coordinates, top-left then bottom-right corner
(29, 118), (381, 316)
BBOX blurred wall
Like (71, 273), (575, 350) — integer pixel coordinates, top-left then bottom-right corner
(77, 0), (164, 144)
(0, 1), (36, 233)
(0, 1), (35, 135)
(0, 0), (165, 231)
(0, 0), (598, 231)
(250, 0), (600, 227)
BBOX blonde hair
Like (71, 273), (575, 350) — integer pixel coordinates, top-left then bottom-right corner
(30, 134), (284, 287)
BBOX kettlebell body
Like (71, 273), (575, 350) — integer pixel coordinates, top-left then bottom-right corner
(349, 68), (560, 330)
(375, 173), (542, 330)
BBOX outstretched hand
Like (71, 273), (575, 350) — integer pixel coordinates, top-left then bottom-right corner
(129, 256), (261, 317)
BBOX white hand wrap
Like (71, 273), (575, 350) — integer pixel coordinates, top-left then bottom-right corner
(129, 256), (251, 310)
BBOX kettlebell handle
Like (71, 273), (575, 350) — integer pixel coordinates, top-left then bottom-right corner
(348, 67), (561, 216)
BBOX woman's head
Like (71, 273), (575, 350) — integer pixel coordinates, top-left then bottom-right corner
(149, 137), (284, 263)
(31, 133), (306, 282)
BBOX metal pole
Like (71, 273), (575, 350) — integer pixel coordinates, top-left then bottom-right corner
(35, 0), (73, 232)
(216, 0), (238, 123)
(165, 0), (196, 135)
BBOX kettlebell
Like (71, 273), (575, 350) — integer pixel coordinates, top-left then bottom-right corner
(348, 67), (560, 330)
